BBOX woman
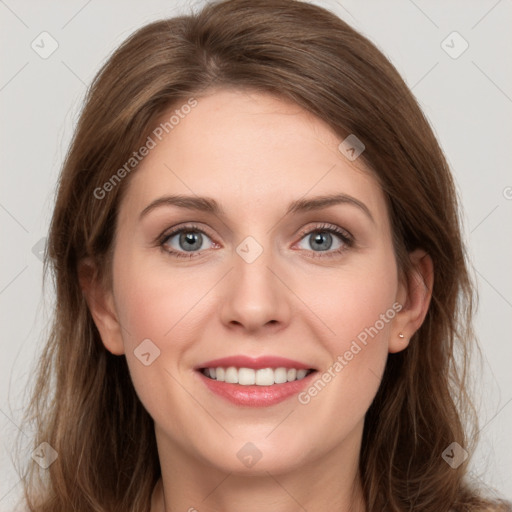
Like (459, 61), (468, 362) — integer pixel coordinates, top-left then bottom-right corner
(16, 0), (510, 511)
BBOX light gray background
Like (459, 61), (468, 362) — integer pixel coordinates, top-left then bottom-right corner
(1, 0), (511, 509)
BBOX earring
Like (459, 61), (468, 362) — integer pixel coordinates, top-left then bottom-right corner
(398, 332), (405, 339)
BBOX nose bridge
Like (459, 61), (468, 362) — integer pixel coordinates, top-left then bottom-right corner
(219, 232), (291, 331)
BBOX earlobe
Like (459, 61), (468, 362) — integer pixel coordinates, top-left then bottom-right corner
(389, 249), (434, 354)
(78, 257), (125, 356)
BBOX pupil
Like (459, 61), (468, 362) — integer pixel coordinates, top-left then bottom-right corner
(180, 231), (202, 251)
(312, 232), (331, 251)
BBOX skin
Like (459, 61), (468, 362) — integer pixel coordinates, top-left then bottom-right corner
(81, 88), (433, 512)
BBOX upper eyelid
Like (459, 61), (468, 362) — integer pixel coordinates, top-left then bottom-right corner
(160, 222), (352, 247)
(296, 223), (352, 240)
(160, 223), (215, 242)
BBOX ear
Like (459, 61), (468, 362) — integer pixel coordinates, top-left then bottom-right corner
(78, 257), (125, 355)
(389, 249), (434, 354)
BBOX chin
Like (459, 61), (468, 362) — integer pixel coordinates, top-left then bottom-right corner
(194, 435), (315, 476)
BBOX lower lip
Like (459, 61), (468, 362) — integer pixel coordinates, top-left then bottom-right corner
(196, 370), (317, 407)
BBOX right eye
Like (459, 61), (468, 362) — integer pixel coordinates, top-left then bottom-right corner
(160, 224), (217, 259)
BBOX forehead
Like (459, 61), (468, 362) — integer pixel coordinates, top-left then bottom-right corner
(118, 89), (387, 226)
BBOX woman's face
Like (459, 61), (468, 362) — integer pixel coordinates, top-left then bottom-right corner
(95, 88), (410, 475)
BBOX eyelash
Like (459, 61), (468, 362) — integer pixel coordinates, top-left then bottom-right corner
(158, 222), (354, 260)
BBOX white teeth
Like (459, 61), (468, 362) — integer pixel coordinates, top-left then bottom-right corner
(201, 366), (313, 385)
(216, 367), (225, 381)
(296, 369), (308, 380)
(274, 367), (288, 384)
(225, 366), (238, 384)
(255, 368), (274, 386)
(238, 367), (255, 385)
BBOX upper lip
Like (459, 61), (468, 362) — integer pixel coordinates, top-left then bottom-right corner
(195, 355), (315, 371)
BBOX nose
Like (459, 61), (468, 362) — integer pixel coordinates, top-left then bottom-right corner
(219, 237), (293, 335)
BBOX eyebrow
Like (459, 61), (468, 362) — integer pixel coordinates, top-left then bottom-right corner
(139, 193), (374, 223)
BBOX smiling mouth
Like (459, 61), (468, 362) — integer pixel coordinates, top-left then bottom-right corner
(199, 367), (316, 386)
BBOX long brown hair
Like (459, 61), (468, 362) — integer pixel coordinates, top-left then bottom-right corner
(15, 1), (510, 511)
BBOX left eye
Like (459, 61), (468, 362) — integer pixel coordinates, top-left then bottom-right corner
(296, 229), (347, 253)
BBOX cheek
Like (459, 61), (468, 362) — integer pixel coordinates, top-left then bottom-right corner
(306, 253), (398, 347)
(298, 253), (398, 408)
(111, 251), (221, 389)
(110, 255), (207, 428)
(112, 246), (205, 344)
